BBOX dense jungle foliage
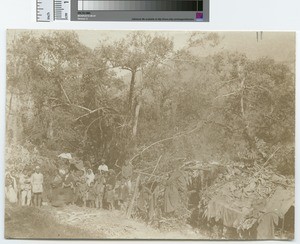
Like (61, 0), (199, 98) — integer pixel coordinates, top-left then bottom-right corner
(6, 31), (295, 176)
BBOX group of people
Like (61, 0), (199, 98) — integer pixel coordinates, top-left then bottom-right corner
(50, 159), (134, 211)
(5, 154), (187, 224)
(5, 166), (44, 207)
(5, 157), (134, 212)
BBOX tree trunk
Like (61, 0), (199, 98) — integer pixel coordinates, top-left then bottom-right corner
(128, 70), (136, 111)
(238, 68), (254, 149)
(239, 72), (262, 157)
(132, 100), (141, 137)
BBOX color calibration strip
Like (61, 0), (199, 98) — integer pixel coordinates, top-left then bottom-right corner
(78, 0), (203, 11)
(73, 0), (209, 21)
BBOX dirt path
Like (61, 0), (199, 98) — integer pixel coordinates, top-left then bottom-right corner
(6, 203), (207, 239)
(43, 205), (206, 239)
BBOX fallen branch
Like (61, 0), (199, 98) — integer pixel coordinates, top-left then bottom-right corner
(262, 146), (281, 167)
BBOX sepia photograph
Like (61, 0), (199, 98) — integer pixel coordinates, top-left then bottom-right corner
(4, 30), (295, 240)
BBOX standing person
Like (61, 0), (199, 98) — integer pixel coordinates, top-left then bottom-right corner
(51, 169), (63, 188)
(93, 171), (100, 183)
(62, 168), (75, 205)
(85, 168), (95, 186)
(50, 169), (63, 207)
(121, 161), (133, 193)
(105, 184), (115, 211)
(137, 183), (152, 220)
(98, 159), (108, 174)
(117, 180), (130, 211)
(19, 169), (32, 206)
(107, 169), (116, 189)
(163, 167), (187, 215)
(93, 174), (106, 209)
(5, 172), (18, 204)
(86, 181), (96, 208)
(31, 166), (44, 207)
(75, 178), (87, 207)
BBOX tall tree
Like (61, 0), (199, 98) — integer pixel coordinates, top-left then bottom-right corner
(96, 32), (173, 112)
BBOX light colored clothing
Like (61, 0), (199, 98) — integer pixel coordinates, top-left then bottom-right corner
(31, 172), (44, 193)
(5, 185), (18, 203)
(98, 164), (108, 173)
(5, 174), (18, 203)
(19, 173), (32, 206)
(59, 169), (66, 175)
(123, 179), (132, 193)
(94, 180), (105, 209)
(94, 177), (105, 194)
(122, 164), (133, 193)
(19, 173), (31, 191)
(95, 196), (103, 208)
(86, 170), (95, 186)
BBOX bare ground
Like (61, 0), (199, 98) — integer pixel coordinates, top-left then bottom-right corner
(5, 204), (206, 240)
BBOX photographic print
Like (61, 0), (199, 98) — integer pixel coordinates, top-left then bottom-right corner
(5, 30), (295, 240)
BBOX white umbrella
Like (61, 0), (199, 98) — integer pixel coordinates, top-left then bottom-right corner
(58, 153), (72, 160)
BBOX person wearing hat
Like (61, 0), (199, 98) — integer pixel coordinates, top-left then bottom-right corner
(31, 165), (44, 207)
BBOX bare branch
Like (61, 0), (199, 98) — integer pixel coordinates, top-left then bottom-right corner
(129, 113), (213, 164)
(57, 79), (72, 104)
(70, 104), (92, 113)
(214, 90), (239, 100)
(75, 107), (104, 121)
(148, 155), (162, 182)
